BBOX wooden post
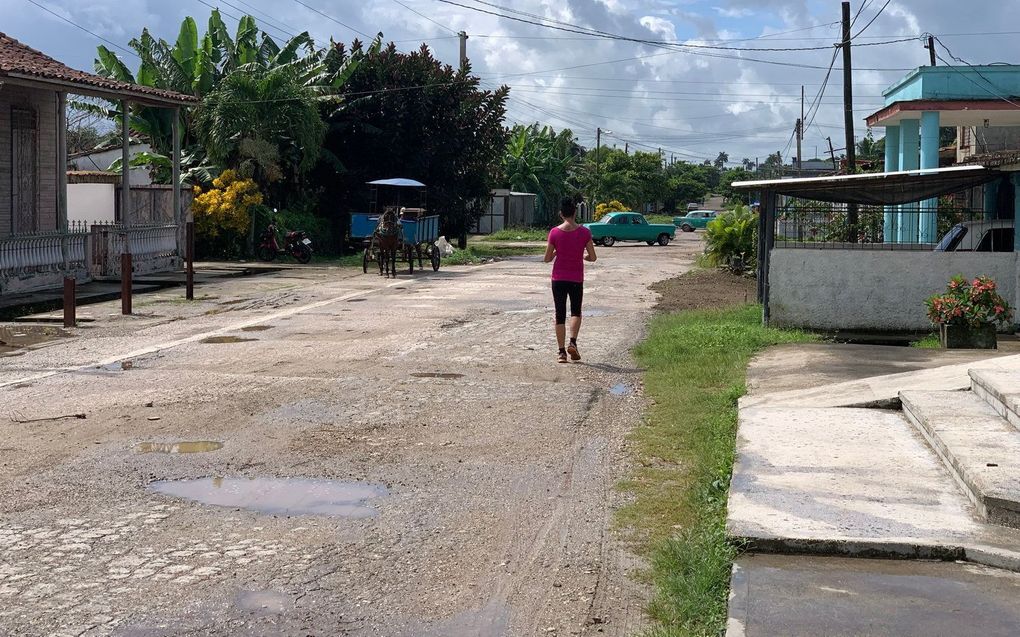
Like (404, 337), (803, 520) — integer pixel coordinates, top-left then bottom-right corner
(56, 91), (69, 270)
(172, 106), (182, 256)
(120, 100), (130, 224)
(186, 219), (195, 300)
(63, 277), (76, 328)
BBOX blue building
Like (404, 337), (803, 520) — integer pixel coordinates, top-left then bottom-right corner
(865, 65), (1020, 245)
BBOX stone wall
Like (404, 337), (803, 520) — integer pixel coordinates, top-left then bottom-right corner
(768, 248), (1020, 331)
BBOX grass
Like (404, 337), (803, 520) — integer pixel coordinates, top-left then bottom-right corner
(620, 304), (815, 636)
(645, 214), (677, 225)
(911, 332), (942, 349)
(478, 227), (550, 242)
(445, 244), (546, 265)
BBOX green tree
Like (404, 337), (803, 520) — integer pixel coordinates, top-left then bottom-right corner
(719, 168), (754, 203)
(713, 151), (729, 169)
(502, 124), (580, 223)
(320, 43), (509, 242)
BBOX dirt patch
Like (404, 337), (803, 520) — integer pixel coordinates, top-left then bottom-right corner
(651, 268), (756, 313)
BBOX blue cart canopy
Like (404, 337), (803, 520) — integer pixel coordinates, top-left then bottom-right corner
(367, 178), (426, 188)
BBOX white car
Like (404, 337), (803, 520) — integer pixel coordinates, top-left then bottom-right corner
(935, 220), (1014, 252)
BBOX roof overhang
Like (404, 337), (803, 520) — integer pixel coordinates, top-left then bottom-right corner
(732, 165), (1001, 206)
(0, 72), (196, 107)
(865, 99), (1020, 128)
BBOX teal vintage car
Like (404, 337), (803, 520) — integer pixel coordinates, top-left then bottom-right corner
(673, 210), (717, 232)
(584, 212), (675, 247)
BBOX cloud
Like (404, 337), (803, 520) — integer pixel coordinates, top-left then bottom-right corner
(5, 0), (1019, 163)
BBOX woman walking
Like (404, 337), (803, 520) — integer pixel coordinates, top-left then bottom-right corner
(544, 197), (597, 363)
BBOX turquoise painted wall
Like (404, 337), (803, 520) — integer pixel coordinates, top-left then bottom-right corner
(884, 66), (1020, 105)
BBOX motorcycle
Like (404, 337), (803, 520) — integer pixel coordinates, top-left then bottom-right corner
(256, 219), (313, 264)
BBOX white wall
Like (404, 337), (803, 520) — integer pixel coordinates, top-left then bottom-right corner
(70, 143), (152, 185)
(68, 183), (116, 224)
(769, 248), (1020, 330)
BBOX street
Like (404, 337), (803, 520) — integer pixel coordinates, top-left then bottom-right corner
(0, 236), (698, 636)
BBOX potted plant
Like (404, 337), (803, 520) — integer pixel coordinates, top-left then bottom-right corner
(925, 275), (1014, 349)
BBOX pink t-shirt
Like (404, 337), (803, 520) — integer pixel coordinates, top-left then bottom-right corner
(548, 225), (592, 283)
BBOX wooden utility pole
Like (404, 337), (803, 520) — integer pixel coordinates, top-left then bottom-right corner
(926, 35), (937, 66)
(841, 1), (858, 240)
(826, 137), (838, 171)
(797, 85), (805, 172)
(459, 31), (468, 71)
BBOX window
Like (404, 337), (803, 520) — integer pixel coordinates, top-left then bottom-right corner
(977, 228), (1015, 252)
(632, 216), (644, 225)
(935, 225), (967, 251)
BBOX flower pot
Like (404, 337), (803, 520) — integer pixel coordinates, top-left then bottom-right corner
(938, 323), (998, 349)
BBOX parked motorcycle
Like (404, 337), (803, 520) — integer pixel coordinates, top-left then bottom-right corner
(256, 219), (313, 264)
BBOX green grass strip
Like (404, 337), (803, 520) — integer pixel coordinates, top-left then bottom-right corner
(478, 227), (550, 242)
(622, 304), (814, 636)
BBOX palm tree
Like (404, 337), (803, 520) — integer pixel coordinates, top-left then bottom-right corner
(503, 124), (580, 222)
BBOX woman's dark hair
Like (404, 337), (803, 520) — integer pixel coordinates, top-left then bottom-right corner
(560, 197), (577, 218)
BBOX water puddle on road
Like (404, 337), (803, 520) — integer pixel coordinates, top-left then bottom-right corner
(240, 325), (273, 332)
(609, 383), (633, 396)
(419, 600), (511, 637)
(147, 477), (388, 517)
(0, 325), (71, 356)
(235, 590), (292, 615)
(137, 441), (224, 454)
(411, 372), (465, 379)
(200, 335), (257, 344)
(584, 308), (613, 317)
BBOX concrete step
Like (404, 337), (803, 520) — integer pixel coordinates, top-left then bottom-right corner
(900, 390), (1020, 529)
(971, 369), (1020, 431)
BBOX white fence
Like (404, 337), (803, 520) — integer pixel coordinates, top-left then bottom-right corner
(0, 231), (90, 295)
(0, 223), (181, 295)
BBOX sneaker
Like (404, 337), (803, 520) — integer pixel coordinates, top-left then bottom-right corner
(567, 343), (580, 361)
(557, 350), (568, 363)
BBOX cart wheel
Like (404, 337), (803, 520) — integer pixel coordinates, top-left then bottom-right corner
(407, 246), (414, 275)
(362, 249), (369, 274)
(418, 244), (425, 269)
(430, 245), (441, 271)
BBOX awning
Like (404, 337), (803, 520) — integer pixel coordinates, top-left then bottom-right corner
(367, 178), (426, 187)
(731, 165), (1000, 206)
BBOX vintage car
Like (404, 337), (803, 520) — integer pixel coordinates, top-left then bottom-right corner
(673, 210), (717, 232)
(584, 212), (676, 247)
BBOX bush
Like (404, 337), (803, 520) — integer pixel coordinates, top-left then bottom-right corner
(191, 169), (263, 258)
(594, 199), (628, 221)
(704, 204), (756, 270)
(926, 275), (1013, 328)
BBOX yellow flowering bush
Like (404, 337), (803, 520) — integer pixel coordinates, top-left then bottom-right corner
(191, 169), (263, 238)
(594, 199), (628, 221)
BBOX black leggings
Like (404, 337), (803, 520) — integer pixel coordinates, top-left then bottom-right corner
(552, 280), (584, 325)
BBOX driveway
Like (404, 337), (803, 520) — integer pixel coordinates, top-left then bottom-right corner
(0, 235), (700, 636)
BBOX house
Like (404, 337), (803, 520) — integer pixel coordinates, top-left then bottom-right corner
(732, 63), (1020, 332)
(0, 32), (195, 294)
(69, 141), (153, 185)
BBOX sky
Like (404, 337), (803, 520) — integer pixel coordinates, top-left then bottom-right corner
(4, 0), (1020, 166)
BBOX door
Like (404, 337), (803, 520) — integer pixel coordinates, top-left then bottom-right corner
(11, 108), (38, 235)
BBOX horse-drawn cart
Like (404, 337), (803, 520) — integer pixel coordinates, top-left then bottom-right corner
(352, 179), (441, 276)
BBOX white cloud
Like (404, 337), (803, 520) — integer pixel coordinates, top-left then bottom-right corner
(714, 7), (754, 19)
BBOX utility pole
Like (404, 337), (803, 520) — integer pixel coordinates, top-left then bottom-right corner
(798, 85), (805, 172)
(624, 142), (628, 154)
(826, 137), (838, 171)
(595, 127), (611, 209)
(926, 35), (937, 66)
(458, 31), (468, 71)
(841, 1), (858, 241)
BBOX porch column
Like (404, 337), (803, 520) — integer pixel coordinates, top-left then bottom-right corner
(56, 91), (68, 269)
(1012, 173), (1020, 254)
(172, 107), (182, 257)
(984, 178), (1000, 220)
(883, 125), (900, 243)
(120, 100), (130, 224)
(898, 118), (920, 243)
(918, 111), (940, 243)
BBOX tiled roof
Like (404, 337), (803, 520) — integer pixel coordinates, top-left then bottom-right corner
(0, 32), (196, 105)
(959, 150), (1020, 168)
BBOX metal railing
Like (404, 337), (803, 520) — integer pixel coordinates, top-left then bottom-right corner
(773, 198), (989, 250)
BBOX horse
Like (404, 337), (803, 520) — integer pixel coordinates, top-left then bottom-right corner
(373, 206), (400, 278)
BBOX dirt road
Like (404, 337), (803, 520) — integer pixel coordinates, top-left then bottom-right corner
(0, 235), (698, 636)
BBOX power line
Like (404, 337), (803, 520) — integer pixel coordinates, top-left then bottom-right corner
(221, 0), (303, 38)
(25, 0), (139, 58)
(389, 0), (459, 35)
(288, 0), (373, 39)
(931, 37), (1020, 108)
(852, 0), (893, 38)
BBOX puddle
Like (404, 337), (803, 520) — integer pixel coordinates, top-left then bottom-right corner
(200, 336), (257, 344)
(148, 477), (388, 517)
(584, 309), (613, 317)
(411, 372), (465, 379)
(235, 590), (292, 615)
(0, 325), (71, 356)
(137, 441), (224, 454)
(609, 383), (633, 396)
(420, 600), (510, 637)
(240, 325), (273, 332)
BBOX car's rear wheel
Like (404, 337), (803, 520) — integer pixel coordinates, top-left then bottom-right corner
(602, 236), (616, 247)
(680, 223), (694, 232)
(657, 233), (671, 246)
